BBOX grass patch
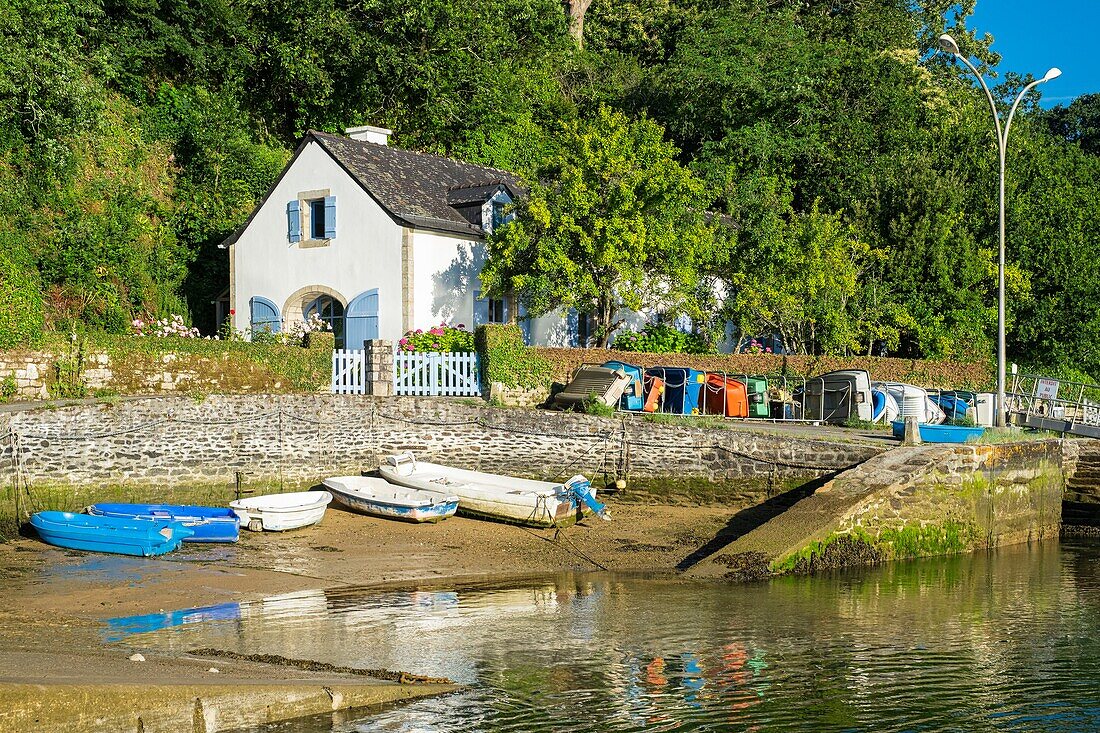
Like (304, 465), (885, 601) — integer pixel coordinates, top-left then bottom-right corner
(975, 427), (1060, 444)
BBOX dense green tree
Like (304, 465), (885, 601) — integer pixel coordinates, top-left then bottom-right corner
(0, 0), (1097, 381)
(1042, 94), (1100, 157)
(482, 106), (715, 346)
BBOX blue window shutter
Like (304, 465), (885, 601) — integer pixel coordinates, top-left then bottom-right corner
(567, 308), (579, 347)
(324, 195), (337, 239)
(473, 291), (489, 327)
(249, 296), (282, 334)
(287, 201), (301, 243)
(345, 289), (379, 349)
(501, 297), (510, 324)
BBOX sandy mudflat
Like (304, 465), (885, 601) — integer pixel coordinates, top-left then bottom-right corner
(0, 500), (739, 687)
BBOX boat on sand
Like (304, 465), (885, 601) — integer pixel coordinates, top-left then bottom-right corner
(30, 511), (193, 556)
(378, 453), (609, 528)
(230, 491), (332, 532)
(86, 503), (239, 543)
(322, 475), (459, 523)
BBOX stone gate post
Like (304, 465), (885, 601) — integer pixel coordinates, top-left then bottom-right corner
(363, 339), (394, 396)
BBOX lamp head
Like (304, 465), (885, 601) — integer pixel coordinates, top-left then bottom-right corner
(1042, 67), (1062, 82)
(938, 33), (961, 56)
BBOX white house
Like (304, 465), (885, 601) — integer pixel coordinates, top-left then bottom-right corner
(221, 126), (590, 348)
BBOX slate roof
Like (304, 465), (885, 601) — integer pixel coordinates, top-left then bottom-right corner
(310, 130), (523, 237)
(220, 130), (524, 247)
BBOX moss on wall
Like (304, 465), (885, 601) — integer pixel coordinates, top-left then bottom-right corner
(772, 520), (981, 574)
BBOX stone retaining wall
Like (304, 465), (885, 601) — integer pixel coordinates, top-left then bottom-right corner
(0, 395), (884, 533)
(828, 441), (1064, 554)
(689, 441), (1067, 579)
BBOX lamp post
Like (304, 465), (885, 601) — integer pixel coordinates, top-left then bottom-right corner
(937, 33), (1060, 428)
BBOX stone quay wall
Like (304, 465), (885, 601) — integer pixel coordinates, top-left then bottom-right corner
(688, 441), (1070, 579)
(770, 441), (1066, 573)
(0, 395), (885, 532)
(834, 441), (1064, 549)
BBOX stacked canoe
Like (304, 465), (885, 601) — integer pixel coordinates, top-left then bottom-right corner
(555, 361), (767, 417)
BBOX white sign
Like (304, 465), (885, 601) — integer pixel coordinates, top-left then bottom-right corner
(1035, 378), (1060, 401)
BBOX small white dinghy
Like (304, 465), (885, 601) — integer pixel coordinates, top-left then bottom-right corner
(230, 491), (332, 532)
(321, 476), (459, 523)
(378, 453), (610, 528)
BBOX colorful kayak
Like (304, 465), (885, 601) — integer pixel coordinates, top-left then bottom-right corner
(86, 503), (240, 543)
(230, 491), (332, 532)
(322, 476), (459, 523)
(30, 511), (193, 556)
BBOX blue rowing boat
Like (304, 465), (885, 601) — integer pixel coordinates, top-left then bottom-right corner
(30, 511), (194, 556)
(890, 421), (985, 443)
(86, 503), (240, 543)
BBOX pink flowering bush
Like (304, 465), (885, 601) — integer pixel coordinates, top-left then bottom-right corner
(399, 322), (473, 353)
(742, 338), (773, 355)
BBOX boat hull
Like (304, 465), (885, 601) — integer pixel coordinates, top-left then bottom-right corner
(891, 421), (985, 443)
(87, 503), (240, 543)
(230, 491), (332, 532)
(322, 477), (459, 523)
(31, 511), (193, 556)
(378, 458), (594, 528)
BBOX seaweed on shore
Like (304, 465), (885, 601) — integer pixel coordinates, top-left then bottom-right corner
(187, 648), (452, 685)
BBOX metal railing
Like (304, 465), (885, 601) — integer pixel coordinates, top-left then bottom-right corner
(1007, 373), (1100, 438)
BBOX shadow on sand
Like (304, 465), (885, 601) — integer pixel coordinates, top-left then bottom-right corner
(676, 472), (839, 572)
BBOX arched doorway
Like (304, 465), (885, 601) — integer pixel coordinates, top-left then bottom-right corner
(282, 286), (347, 348)
(304, 294), (346, 348)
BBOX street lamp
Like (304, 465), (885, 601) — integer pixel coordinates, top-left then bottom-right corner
(937, 32), (1060, 428)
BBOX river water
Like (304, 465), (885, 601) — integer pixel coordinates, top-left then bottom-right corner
(108, 538), (1100, 732)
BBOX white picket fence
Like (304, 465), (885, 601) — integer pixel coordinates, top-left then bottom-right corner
(331, 349), (365, 394)
(395, 351), (481, 396)
(331, 349), (481, 396)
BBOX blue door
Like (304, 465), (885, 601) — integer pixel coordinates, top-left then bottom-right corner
(345, 289), (380, 349)
(249, 296), (281, 334)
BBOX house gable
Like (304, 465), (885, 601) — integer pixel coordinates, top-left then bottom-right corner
(224, 129), (528, 344)
(228, 138), (405, 342)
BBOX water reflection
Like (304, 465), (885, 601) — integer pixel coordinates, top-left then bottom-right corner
(111, 540), (1100, 732)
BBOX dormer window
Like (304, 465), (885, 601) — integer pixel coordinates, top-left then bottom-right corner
(491, 201), (506, 231)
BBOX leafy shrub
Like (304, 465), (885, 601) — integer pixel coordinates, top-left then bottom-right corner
(0, 253), (45, 349)
(400, 323), (474, 353)
(612, 322), (713, 354)
(475, 324), (552, 389)
(0, 375), (17, 399)
(580, 394), (617, 417)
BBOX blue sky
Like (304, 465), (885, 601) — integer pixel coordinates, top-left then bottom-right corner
(968, 1), (1095, 107)
(966, 0), (1097, 107)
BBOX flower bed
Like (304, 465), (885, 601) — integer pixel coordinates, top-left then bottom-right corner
(399, 323), (474, 353)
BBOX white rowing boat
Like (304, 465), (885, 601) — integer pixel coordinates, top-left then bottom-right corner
(321, 475), (459, 523)
(230, 491), (332, 532)
(378, 453), (610, 528)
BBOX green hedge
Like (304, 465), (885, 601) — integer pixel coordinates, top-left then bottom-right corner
(32, 331), (335, 395)
(475, 324), (552, 390)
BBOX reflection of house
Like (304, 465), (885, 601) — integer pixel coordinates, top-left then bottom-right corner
(223, 126), (581, 347)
